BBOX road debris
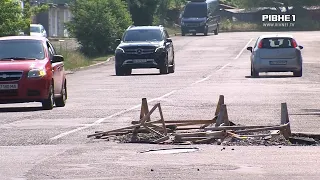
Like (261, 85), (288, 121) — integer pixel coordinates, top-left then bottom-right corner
(87, 95), (320, 146)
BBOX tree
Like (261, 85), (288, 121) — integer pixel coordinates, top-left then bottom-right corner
(66, 0), (133, 56)
(22, 0), (48, 35)
(128, 0), (159, 26)
(0, 0), (25, 36)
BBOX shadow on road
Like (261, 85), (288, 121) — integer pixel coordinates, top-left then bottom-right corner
(0, 106), (43, 112)
(245, 75), (294, 78)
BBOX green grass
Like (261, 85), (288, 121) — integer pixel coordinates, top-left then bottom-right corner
(59, 49), (112, 70)
(165, 26), (181, 36)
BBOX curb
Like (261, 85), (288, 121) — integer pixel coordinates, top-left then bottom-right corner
(65, 56), (114, 75)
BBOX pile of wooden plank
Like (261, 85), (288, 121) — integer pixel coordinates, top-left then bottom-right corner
(87, 95), (293, 145)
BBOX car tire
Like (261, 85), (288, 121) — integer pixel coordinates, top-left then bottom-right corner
(124, 68), (132, 75)
(192, 32), (196, 36)
(55, 81), (67, 107)
(159, 57), (169, 74)
(115, 66), (124, 76)
(42, 82), (54, 110)
(204, 26), (208, 36)
(251, 65), (259, 77)
(214, 25), (219, 35)
(181, 32), (185, 36)
(168, 59), (175, 73)
(293, 69), (302, 77)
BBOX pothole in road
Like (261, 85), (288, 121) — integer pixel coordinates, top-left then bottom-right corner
(140, 147), (199, 154)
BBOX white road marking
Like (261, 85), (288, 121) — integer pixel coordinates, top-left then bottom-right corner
(234, 38), (253, 60)
(50, 38), (254, 140)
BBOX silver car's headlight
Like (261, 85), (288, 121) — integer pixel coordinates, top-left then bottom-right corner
(28, 68), (46, 78)
(115, 47), (125, 54)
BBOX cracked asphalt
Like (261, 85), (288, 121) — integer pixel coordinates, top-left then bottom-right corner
(1, 31), (320, 179)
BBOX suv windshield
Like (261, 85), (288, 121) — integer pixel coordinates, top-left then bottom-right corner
(30, 26), (41, 33)
(123, 29), (163, 42)
(0, 40), (45, 60)
(182, 3), (207, 18)
(260, 38), (295, 48)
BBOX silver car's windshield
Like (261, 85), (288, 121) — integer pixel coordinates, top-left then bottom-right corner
(0, 40), (45, 60)
(30, 26), (41, 33)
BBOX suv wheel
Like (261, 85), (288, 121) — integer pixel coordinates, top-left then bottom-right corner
(181, 31), (185, 36)
(251, 65), (259, 77)
(55, 81), (67, 107)
(293, 68), (302, 77)
(204, 26), (208, 36)
(168, 59), (175, 73)
(124, 68), (132, 75)
(159, 57), (169, 74)
(116, 66), (124, 76)
(42, 82), (54, 110)
(214, 25), (219, 35)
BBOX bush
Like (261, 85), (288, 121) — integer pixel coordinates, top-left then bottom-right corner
(66, 0), (132, 57)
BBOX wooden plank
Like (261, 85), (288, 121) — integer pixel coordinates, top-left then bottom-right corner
(234, 124), (288, 134)
(215, 95), (224, 116)
(132, 119), (214, 124)
(280, 103), (291, 139)
(143, 124), (164, 137)
(158, 103), (167, 136)
(153, 135), (170, 143)
(204, 125), (275, 131)
(140, 98), (150, 122)
(87, 124), (139, 138)
(174, 131), (225, 138)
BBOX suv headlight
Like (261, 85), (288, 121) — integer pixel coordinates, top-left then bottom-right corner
(28, 69), (46, 78)
(115, 47), (125, 54)
(155, 46), (165, 53)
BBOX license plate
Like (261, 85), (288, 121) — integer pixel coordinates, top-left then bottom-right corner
(133, 59), (149, 63)
(0, 84), (18, 90)
(270, 61), (287, 65)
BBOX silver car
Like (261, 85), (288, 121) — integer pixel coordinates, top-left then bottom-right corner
(247, 34), (303, 77)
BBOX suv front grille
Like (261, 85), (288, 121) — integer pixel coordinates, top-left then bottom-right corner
(185, 23), (200, 27)
(123, 46), (156, 55)
(0, 71), (23, 82)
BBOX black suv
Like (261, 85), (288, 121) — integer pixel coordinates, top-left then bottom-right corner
(114, 25), (175, 76)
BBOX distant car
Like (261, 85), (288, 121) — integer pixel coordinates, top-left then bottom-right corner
(180, 0), (220, 36)
(0, 36), (67, 110)
(114, 25), (175, 75)
(247, 34), (303, 77)
(30, 24), (47, 38)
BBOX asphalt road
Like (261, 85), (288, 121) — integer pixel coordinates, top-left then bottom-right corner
(1, 31), (320, 179)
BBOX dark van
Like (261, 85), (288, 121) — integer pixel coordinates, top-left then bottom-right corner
(180, 0), (221, 36)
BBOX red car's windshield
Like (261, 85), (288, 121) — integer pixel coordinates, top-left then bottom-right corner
(0, 39), (45, 60)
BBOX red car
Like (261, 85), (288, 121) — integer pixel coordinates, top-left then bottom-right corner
(0, 36), (67, 110)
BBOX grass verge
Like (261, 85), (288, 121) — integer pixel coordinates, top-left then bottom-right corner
(165, 25), (181, 36)
(59, 49), (112, 70)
